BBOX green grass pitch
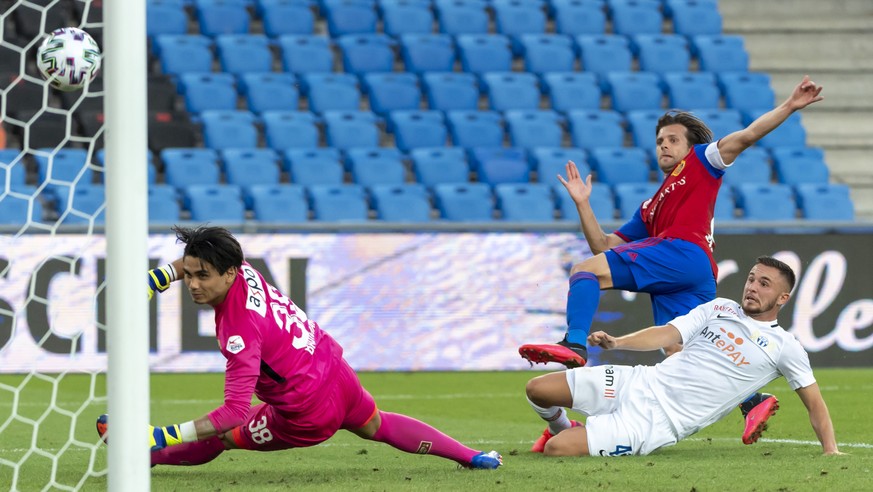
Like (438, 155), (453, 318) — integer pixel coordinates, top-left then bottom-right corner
(1, 369), (871, 491)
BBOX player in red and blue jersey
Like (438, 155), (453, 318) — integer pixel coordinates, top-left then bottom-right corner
(519, 75), (824, 446)
(97, 226), (502, 470)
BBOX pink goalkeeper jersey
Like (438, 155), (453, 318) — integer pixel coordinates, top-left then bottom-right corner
(207, 262), (344, 432)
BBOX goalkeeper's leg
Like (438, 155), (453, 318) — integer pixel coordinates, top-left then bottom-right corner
(151, 437), (226, 466)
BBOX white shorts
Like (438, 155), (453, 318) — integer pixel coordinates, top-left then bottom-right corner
(565, 365), (678, 456)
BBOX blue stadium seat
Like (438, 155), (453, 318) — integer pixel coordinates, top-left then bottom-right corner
(567, 109), (625, 150)
(363, 73), (422, 116)
(147, 0), (189, 38)
(735, 183), (796, 220)
(324, 0), (378, 36)
(433, 182), (494, 221)
(0, 189), (43, 224)
(161, 148), (221, 187)
(557, 181), (614, 221)
(590, 147), (651, 185)
(670, 0), (722, 36)
(55, 184), (105, 225)
(532, 147), (589, 186)
(261, 0), (315, 36)
(215, 34), (272, 75)
(663, 72), (721, 110)
(771, 147), (829, 185)
(337, 34), (395, 74)
(692, 35), (749, 73)
(200, 110), (259, 150)
(552, 0), (606, 36)
(745, 110), (806, 148)
(795, 183), (854, 221)
(0, 149), (29, 192)
(239, 73), (299, 113)
(178, 73), (237, 113)
(576, 34), (633, 79)
(422, 72), (479, 111)
(382, 0), (435, 35)
(614, 182), (661, 219)
(248, 184), (309, 222)
(33, 148), (93, 194)
(625, 109), (663, 150)
(309, 184), (370, 221)
(154, 35), (213, 75)
(196, 0), (251, 36)
(446, 110), (504, 148)
(303, 73), (361, 113)
(389, 110), (448, 151)
(482, 72), (541, 111)
(283, 148), (345, 184)
(410, 147), (469, 185)
(496, 183), (555, 221)
(400, 34), (456, 73)
(262, 111), (320, 149)
(610, 0), (663, 36)
(692, 108), (743, 139)
(493, 0), (547, 55)
(718, 72), (775, 112)
(470, 147), (529, 184)
(456, 34), (513, 74)
(322, 110), (380, 149)
(504, 110), (564, 149)
(437, 0), (490, 35)
(521, 34), (577, 74)
(632, 34), (690, 74)
(185, 184), (246, 222)
(346, 147), (406, 185)
(542, 72), (601, 113)
(223, 148), (281, 190)
(713, 184), (735, 221)
(148, 184), (181, 223)
(279, 35), (335, 74)
(722, 146), (771, 187)
(369, 183), (432, 221)
(606, 72), (664, 113)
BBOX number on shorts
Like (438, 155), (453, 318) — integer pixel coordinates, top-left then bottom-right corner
(248, 415), (273, 444)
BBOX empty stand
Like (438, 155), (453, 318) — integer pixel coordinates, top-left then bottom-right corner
(735, 183), (797, 220)
(303, 73), (362, 113)
(185, 184), (246, 222)
(795, 184), (854, 221)
(196, 0), (251, 36)
(262, 0), (316, 36)
(216, 34), (273, 75)
(614, 182), (661, 219)
(346, 147), (407, 185)
(400, 34), (456, 73)
(456, 34), (513, 74)
(248, 184), (309, 222)
(590, 147), (651, 185)
(54, 184), (105, 225)
(606, 72), (664, 113)
(309, 184), (370, 221)
(154, 35), (213, 76)
(722, 146), (772, 187)
(692, 34), (749, 73)
(718, 72), (775, 112)
(437, 0), (490, 35)
(504, 110), (564, 149)
(422, 72), (480, 112)
(496, 183), (555, 221)
(389, 110), (448, 151)
(542, 72), (601, 113)
(322, 110), (381, 149)
(633, 34), (691, 74)
(625, 109), (663, 150)
(200, 110), (259, 149)
(410, 147), (470, 185)
(483, 72), (541, 111)
(178, 73), (238, 113)
(279, 35), (335, 74)
(433, 182), (494, 221)
(337, 34), (396, 74)
(771, 147), (829, 185)
(369, 183), (433, 221)
(363, 72), (422, 115)
(223, 148), (281, 190)
(552, 0), (607, 36)
(470, 147), (529, 184)
(239, 73), (300, 113)
(663, 72), (721, 111)
(382, 0), (435, 36)
(567, 109), (625, 150)
(447, 110), (505, 148)
(576, 34), (633, 78)
(161, 148), (221, 188)
(521, 34), (577, 74)
(284, 148), (345, 184)
(148, 185), (182, 223)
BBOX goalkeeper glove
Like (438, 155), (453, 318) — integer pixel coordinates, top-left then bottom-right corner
(147, 264), (176, 300)
(150, 424), (184, 452)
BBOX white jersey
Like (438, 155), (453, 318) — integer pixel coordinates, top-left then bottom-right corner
(644, 298), (816, 440)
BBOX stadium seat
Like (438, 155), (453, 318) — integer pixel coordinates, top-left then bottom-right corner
(437, 0), (490, 35)
(692, 35), (749, 73)
(346, 148), (406, 185)
(279, 35), (335, 74)
(239, 73), (299, 114)
(433, 182), (494, 221)
(309, 184), (370, 221)
(532, 147), (589, 185)
(718, 72), (775, 112)
(369, 183), (433, 221)
(771, 147), (829, 185)
(504, 110), (564, 149)
(456, 34), (513, 74)
(663, 72), (721, 111)
(400, 34), (456, 74)
(632, 34), (690, 74)
(567, 109), (625, 150)
(606, 72), (664, 113)
(495, 183), (555, 221)
(693, 109), (744, 139)
(185, 184), (246, 222)
(735, 183), (796, 220)
(146, 0), (188, 38)
(410, 147), (470, 185)
(322, 110), (380, 149)
(247, 184), (309, 222)
(33, 148), (93, 194)
(493, 0), (547, 55)
(745, 110), (806, 148)
(0, 149), (29, 193)
(215, 34), (272, 75)
(284, 148), (345, 185)
(590, 147), (651, 185)
(382, 0), (435, 35)
(542, 72), (600, 113)
(154, 35), (213, 76)
(576, 34), (633, 79)
(147, 74), (178, 112)
(521, 34), (576, 75)
(223, 148), (281, 191)
(470, 147), (529, 184)
(670, 0), (723, 36)
(482, 72), (541, 112)
(262, 0), (315, 36)
(148, 184), (182, 223)
(389, 110), (448, 151)
(200, 110), (259, 150)
(552, 0), (606, 36)
(610, 0), (663, 36)
(324, 0), (378, 36)
(54, 184), (105, 225)
(422, 72), (479, 112)
(148, 111), (199, 152)
(0, 189), (43, 224)
(713, 184), (736, 221)
(337, 34), (396, 74)
(446, 110), (505, 148)
(722, 147), (772, 187)
(614, 182), (661, 219)
(557, 181), (614, 221)
(625, 109), (663, 150)
(303, 73), (361, 113)
(196, 0), (251, 36)
(178, 73), (237, 114)
(795, 183), (854, 221)
(262, 111), (320, 149)
(363, 73), (422, 116)
(161, 148), (221, 188)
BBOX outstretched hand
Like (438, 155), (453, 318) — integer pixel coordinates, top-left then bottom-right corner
(556, 161), (594, 206)
(588, 331), (616, 350)
(786, 75), (824, 111)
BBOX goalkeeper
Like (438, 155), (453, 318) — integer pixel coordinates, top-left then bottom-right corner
(98, 225), (502, 470)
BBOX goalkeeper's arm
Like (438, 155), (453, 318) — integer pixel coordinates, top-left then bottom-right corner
(150, 416), (218, 451)
(148, 259), (183, 300)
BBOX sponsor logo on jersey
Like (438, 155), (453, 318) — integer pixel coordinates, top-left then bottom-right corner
(416, 441), (433, 454)
(241, 265), (267, 317)
(226, 335), (245, 354)
(756, 335), (770, 348)
(713, 304), (739, 316)
(603, 365), (617, 398)
(671, 159), (686, 176)
(701, 325), (750, 367)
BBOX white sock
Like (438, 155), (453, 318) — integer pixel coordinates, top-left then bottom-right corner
(527, 397), (572, 435)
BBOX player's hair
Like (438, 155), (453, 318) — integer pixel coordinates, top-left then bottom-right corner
(172, 225), (244, 274)
(755, 255), (796, 292)
(656, 110), (714, 145)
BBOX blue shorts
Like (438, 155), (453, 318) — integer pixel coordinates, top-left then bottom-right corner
(605, 238), (716, 325)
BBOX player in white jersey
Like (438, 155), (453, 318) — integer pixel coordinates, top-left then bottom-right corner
(524, 256), (841, 457)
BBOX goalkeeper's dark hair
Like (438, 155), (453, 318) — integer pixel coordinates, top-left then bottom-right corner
(172, 225), (243, 274)
(755, 255), (796, 292)
(656, 110), (714, 145)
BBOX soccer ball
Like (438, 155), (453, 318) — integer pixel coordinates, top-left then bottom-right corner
(36, 27), (102, 92)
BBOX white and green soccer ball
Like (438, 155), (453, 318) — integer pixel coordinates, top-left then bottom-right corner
(36, 27), (102, 92)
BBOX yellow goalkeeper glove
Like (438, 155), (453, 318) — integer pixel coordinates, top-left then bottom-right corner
(150, 424), (184, 452)
(147, 264), (176, 300)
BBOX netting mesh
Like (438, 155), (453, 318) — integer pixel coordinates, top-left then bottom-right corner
(0, 0), (109, 489)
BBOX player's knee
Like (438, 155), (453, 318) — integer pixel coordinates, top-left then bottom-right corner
(219, 432), (238, 449)
(569, 262), (590, 276)
(525, 377), (549, 406)
(543, 432), (587, 457)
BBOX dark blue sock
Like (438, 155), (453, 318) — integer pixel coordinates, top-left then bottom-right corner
(565, 272), (600, 345)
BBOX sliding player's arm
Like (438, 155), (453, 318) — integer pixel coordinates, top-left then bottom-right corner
(147, 258), (184, 299)
(588, 324), (682, 352)
(795, 383), (842, 455)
